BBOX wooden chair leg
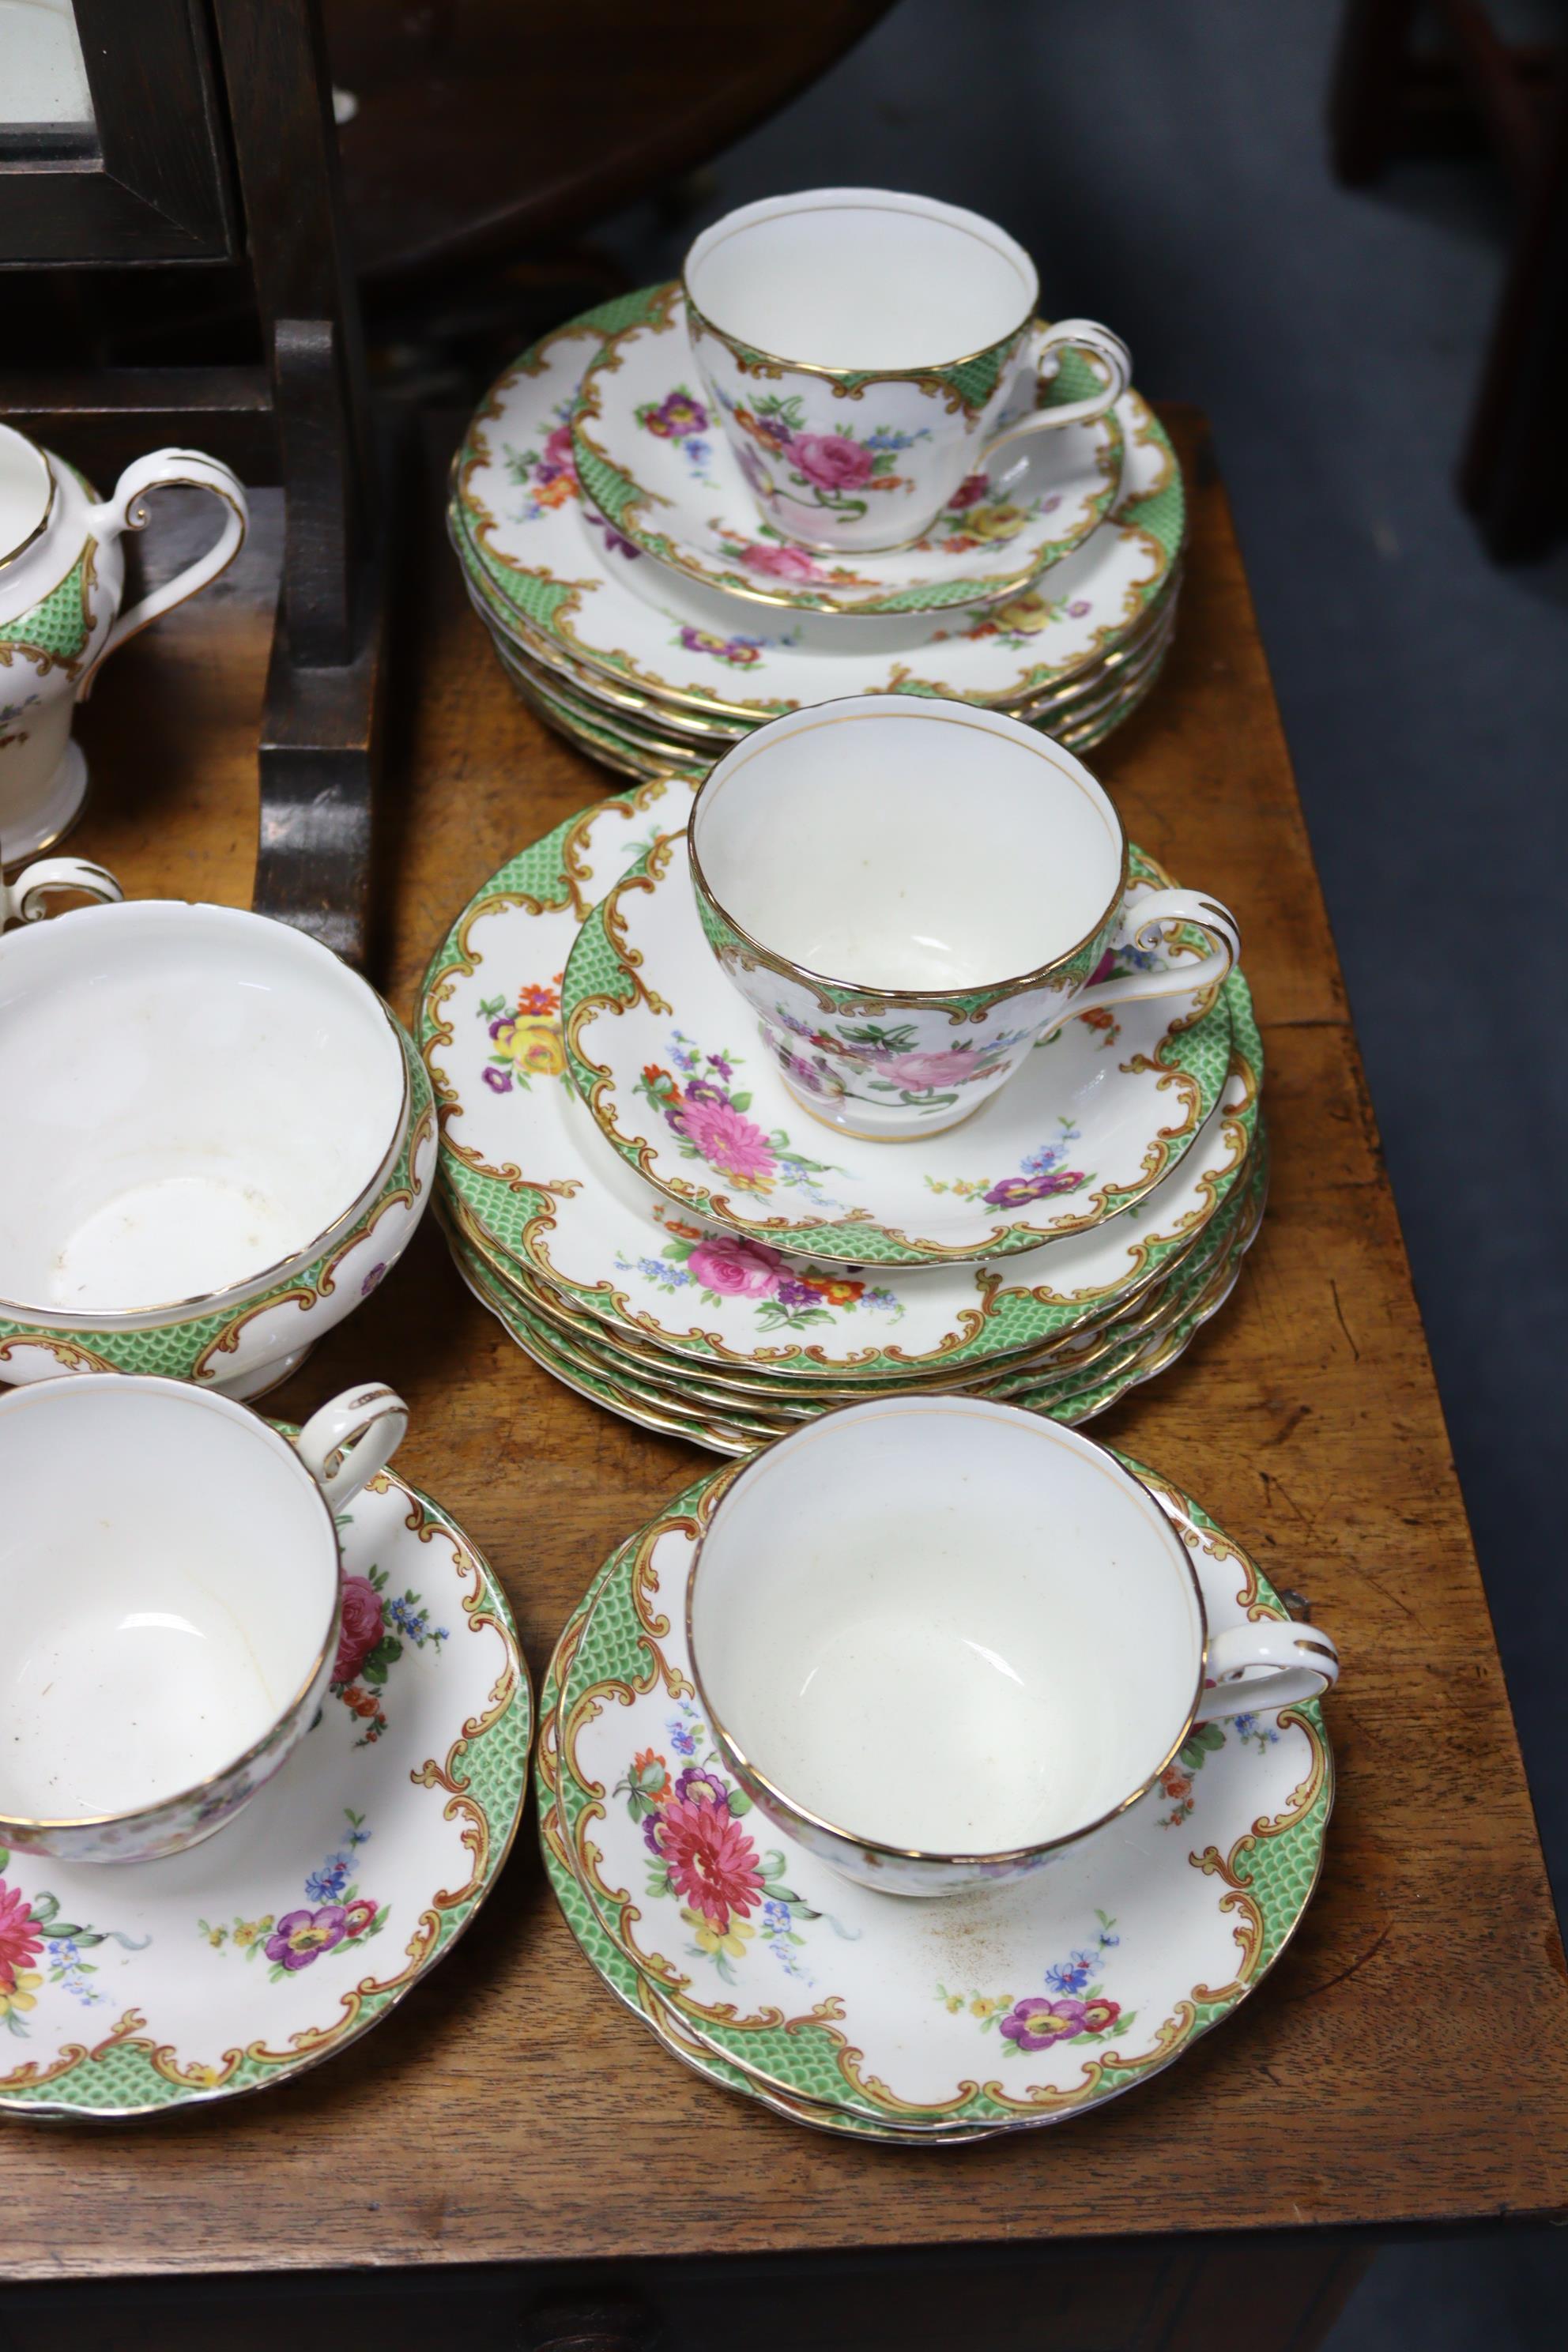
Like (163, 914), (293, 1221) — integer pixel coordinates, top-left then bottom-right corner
(1329, 0), (1423, 183)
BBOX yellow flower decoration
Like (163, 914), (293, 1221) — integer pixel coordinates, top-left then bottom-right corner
(951, 502), (1028, 544)
(234, 1916), (274, 1949)
(988, 592), (1053, 637)
(0, 1969), (42, 2019)
(494, 1016), (565, 1081)
(683, 1907), (756, 1963)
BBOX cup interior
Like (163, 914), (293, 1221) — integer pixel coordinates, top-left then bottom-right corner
(690, 699), (1125, 992)
(0, 424), (51, 566)
(689, 1399), (1204, 1860)
(0, 902), (406, 1314)
(685, 189), (1035, 372)
(0, 1379), (337, 1825)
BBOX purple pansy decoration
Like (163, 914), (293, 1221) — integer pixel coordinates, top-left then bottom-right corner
(266, 1905), (349, 1971)
(673, 1763), (729, 1809)
(999, 1991), (1121, 2049)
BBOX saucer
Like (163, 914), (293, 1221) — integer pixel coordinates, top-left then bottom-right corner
(419, 782), (1261, 1383)
(462, 531), (1182, 749)
(452, 293), (1183, 723)
(536, 1593), (997, 2142)
(445, 1164), (1238, 1419)
(551, 1453), (1330, 2130)
(571, 285), (1121, 618)
(447, 1134), (1264, 1430)
(448, 1149), (1265, 1457)
(486, 597), (1175, 781)
(562, 830), (1230, 1268)
(481, 576), (1181, 776)
(0, 1457), (530, 2120)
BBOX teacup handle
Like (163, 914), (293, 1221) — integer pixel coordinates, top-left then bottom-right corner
(1056, 888), (1241, 1034)
(985, 318), (1133, 454)
(78, 449), (249, 697)
(297, 1384), (409, 1510)
(1197, 1622), (1341, 1721)
(0, 855), (123, 927)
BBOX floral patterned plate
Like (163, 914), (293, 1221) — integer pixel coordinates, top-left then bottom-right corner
(553, 1452), (1330, 2130)
(0, 1459), (530, 2120)
(562, 830), (1230, 1268)
(481, 575), (1179, 769)
(487, 601), (1175, 784)
(458, 512), (1182, 751)
(450, 288), (1182, 724)
(444, 1159), (1234, 1418)
(447, 1152), (1265, 1458)
(570, 284), (1122, 619)
(445, 1140), (1263, 1434)
(536, 1585), (997, 2143)
(419, 781), (1261, 1381)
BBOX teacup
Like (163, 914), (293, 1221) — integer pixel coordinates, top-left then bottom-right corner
(683, 188), (1131, 553)
(687, 1397), (1340, 1898)
(0, 861), (435, 1397)
(688, 695), (1240, 1140)
(1, 422), (247, 867)
(0, 1374), (408, 1863)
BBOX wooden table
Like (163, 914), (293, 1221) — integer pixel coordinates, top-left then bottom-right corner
(3, 411), (1566, 2348)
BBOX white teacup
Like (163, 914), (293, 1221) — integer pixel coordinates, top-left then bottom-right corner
(687, 1399), (1340, 1897)
(688, 695), (1240, 1140)
(0, 1374), (408, 1864)
(683, 188), (1131, 552)
(0, 865), (434, 1397)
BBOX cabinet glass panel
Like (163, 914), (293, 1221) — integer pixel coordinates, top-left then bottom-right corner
(0, 0), (96, 149)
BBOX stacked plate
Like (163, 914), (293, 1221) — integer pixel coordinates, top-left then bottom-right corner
(535, 1450), (1332, 2143)
(446, 282), (1185, 777)
(419, 774), (1267, 1454)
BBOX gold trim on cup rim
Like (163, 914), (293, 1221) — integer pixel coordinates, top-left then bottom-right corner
(0, 1374), (343, 1837)
(680, 190), (1040, 388)
(686, 697), (1130, 1012)
(683, 1400), (1211, 1873)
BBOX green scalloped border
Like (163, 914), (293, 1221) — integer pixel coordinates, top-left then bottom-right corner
(0, 1475), (531, 2118)
(551, 1454), (1330, 2130)
(450, 290), (1185, 714)
(418, 786), (1261, 1377)
(451, 1134), (1265, 1444)
(535, 1583), (991, 2143)
(560, 836), (1233, 1268)
(0, 1020), (433, 1381)
(571, 327), (1122, 616)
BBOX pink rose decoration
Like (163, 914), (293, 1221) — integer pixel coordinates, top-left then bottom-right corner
(687, 1234), (786, 1298)
(948, 473), (989, 511)
(542, 422), (575, 472)
(742, 541), (826, 582)
(334, 1574), (385, 1685)
(882, 1048), (989, 1090)
(790, 432), (874, 492)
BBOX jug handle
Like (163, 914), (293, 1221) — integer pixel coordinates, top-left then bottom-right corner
(77, 450), (249, 698)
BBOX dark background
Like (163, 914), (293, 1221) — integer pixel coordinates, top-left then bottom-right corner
(589, 1), (1568, 2343)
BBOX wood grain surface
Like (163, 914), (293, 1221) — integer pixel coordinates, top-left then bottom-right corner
(10, 409), (1566, 2282)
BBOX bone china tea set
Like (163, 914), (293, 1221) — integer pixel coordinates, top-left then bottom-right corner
(0, 189), (1340, 2140)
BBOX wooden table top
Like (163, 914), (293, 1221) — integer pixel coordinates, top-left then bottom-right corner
(9, 409), (1566, 2282)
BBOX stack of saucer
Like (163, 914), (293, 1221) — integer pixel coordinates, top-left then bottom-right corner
(420, 725), (1266, 1455)
(447, 194), (1185, 776)
(536, 1408), (1335, 2143)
